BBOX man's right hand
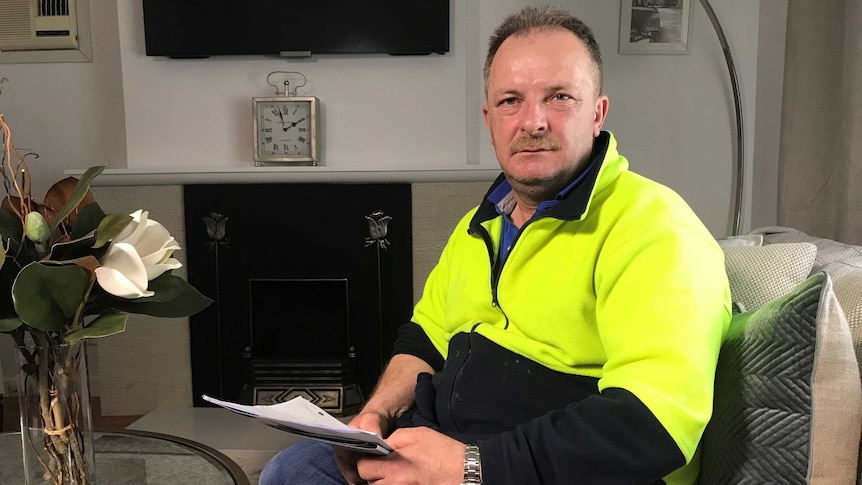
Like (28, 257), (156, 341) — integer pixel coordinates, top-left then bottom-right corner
(334, 410), (390, 484)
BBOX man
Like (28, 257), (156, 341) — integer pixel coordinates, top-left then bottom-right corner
(261, 6), (730, 484)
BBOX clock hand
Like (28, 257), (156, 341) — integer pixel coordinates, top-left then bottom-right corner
(282, 117), (306, 131)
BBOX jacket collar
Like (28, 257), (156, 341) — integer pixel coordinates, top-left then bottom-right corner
(470, 131), (619, 230)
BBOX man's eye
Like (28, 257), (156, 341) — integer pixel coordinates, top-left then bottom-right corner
(553, 94), (571, 101)
(499, 98), (518, 106)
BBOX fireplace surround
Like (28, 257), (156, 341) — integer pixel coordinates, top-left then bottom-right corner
(183, 183), (413, 410)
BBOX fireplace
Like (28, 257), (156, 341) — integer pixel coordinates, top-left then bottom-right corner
(183, 183), (413, 413)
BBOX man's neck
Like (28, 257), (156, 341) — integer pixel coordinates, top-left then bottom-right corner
(510, 196), (537, 228)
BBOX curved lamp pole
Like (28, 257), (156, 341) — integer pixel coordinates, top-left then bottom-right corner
(699, 0), (745, 236)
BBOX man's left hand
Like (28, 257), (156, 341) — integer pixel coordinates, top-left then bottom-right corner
(356, 427), (466, 484)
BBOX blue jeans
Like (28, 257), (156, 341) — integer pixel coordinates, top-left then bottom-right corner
(259, 440), (347, 485)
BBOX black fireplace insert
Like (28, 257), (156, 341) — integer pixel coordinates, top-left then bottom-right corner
(183, 183), (413, 410)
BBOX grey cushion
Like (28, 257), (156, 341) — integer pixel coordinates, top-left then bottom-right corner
(699, 272), (862, 484)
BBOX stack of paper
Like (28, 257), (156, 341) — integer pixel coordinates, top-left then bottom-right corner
(202, 395), (392, 455)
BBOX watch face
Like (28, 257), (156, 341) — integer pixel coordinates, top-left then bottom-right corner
(253, 97), (319, 163)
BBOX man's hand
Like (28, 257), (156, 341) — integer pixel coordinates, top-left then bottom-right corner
(356, 427), (466, 484)
(334, 410), (391, 484)
(335, 354), (435, 484)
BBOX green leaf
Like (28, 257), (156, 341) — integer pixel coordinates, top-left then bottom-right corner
(0, 207), (23, 254)
(64, 313), (128, 342)
(46, 233), (98, 261)
(93, 213), (132, 249)
(0, 317), (22, 332)
(104, 276), (213, 318)
(71, 202), (107, 240)
(50, 166), (105, 233)
(12, 262), (89, 331)
(47, 211), (123, 261)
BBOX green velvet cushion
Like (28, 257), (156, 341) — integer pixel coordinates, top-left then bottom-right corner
(699, 272), (861, 484)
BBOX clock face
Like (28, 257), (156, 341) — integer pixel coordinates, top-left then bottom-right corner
(253, 97), (319, 164)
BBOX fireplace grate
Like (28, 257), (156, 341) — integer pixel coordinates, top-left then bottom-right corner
(251, 360), (355, 383)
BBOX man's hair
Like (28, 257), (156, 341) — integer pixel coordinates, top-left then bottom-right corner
(483, 6), (603, 95)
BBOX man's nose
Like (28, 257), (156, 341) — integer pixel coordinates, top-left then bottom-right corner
(520, 100), (548, 135)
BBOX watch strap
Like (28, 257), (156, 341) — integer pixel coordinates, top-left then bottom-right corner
(462, 444), (482, 484)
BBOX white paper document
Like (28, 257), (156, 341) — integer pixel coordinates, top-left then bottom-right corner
(202, 395), (392, 455)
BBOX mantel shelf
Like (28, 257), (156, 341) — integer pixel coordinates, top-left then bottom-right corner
(64, 166), (502, 186)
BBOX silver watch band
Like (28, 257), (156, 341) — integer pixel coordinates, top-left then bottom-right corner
(462, 444), (482, 484)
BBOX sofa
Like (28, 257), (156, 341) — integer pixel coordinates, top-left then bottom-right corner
(700, 226), (862, 484)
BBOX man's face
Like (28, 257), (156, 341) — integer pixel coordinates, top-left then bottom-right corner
(483, 28), (609, 203)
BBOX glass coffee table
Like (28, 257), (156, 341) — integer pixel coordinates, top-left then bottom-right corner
(0, 429), (250, 484)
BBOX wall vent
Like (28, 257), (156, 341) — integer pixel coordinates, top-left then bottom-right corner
(0, 0), (78, 52)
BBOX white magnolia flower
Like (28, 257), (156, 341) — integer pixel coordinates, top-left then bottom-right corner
(95, 210), (182, 299)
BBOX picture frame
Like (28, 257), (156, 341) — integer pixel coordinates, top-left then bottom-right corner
(619, 0), (693, 55)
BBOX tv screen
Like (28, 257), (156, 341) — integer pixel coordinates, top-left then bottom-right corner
(142, 1), (450, 58)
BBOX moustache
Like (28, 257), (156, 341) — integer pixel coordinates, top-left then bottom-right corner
(509, 135), (561, 155)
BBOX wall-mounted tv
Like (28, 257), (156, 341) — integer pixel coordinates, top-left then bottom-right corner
(142, 1), (450, 58)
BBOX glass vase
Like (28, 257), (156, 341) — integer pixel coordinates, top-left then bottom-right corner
(16, 340), (95, 485)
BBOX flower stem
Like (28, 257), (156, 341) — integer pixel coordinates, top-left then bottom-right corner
(20, 331), (94, 484)
(69, 277), (96, 334)
(33, 331), (68, 457)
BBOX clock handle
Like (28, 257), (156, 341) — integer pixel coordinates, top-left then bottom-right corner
(266, 71), (308, 96)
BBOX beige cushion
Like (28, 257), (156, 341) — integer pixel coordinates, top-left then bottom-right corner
(750, 226), (862, 271)
(818, 257), (862, 353)
(809, 274), (862, 483)
(817, 256), (862, 485)
(723, 242), (817, 311)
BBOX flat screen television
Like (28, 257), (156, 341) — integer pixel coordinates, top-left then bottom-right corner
(142, 1), (450, 58)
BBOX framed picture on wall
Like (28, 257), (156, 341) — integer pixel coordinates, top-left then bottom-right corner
(619, 0), (693, 54)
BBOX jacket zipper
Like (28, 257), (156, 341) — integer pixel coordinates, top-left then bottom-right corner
(470, 218), (538, 329)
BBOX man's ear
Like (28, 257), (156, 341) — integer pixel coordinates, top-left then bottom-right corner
(593, 95), (609, 137)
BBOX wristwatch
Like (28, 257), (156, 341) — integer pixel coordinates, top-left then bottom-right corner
(462, 444), (482, 484)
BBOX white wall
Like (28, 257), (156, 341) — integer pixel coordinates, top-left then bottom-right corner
(0, 0), (126, 199)
(750, 0), (788, 230)
(0, 0), (787, 412)
(0, 0), (781, 238)
(115, 1), (474, 175)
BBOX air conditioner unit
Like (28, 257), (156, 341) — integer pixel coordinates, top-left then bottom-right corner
(0, 0), (79, 52)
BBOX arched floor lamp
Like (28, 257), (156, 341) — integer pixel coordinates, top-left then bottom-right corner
(699, 0), (745, 236)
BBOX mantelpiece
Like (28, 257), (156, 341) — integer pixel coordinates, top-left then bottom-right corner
(65, 166), (501, 186)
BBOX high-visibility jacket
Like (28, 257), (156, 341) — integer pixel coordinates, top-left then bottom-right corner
(395, 131), (731, 484)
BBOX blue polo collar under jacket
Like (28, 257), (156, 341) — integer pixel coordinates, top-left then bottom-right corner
(486, 133), (607, 263)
